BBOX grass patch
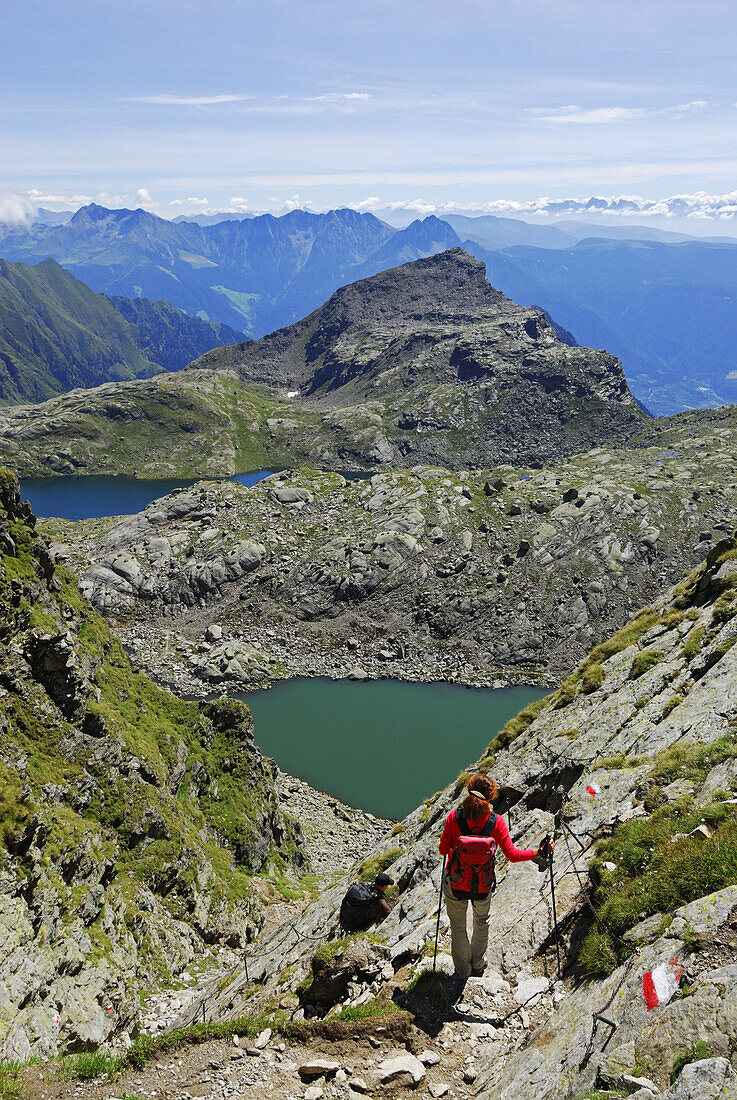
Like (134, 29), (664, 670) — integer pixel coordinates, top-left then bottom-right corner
(550, 608), (662, 712)
(58, 1051), (124, 1081)
(579, 731), (737, 975)
(662, 692), (685, 718)
(493, 695), (550, 750)
(125, 1013), (300, 1069)
(581, 664), (605, 694)
(0, 1062), (24, 1100)
(357, 847), (402, 882)
(329, 998), (401, 1023)
(580, 798), (737, 976)
(671, 1041), (713, 1083)
(578, 930), (618, 977)
(682, 626), (705, 659)
(596, 753), (644, 770)
(629, 649), (663, 680)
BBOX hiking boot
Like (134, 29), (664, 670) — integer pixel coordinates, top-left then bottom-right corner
(471, 967), (486, 977)
(449, 972), (468, 998)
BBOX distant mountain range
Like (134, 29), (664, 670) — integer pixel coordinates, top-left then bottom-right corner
(2, 204), (737, 414)
(0, 257), (245, 404)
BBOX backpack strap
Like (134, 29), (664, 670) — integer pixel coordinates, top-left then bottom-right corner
(455, 807), (496, 838)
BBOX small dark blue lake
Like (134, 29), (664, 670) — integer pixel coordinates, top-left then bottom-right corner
(20, 471), (274, 520)
(243, 678), (547, 819)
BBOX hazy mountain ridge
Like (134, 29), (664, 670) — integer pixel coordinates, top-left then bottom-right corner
(1, 204), (736, 413)
(0, 257), (247, 404)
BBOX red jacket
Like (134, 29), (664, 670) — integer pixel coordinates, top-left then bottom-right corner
(439, 807), (536, 863)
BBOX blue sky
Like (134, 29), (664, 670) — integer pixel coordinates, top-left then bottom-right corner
(3, 0), (737, 224)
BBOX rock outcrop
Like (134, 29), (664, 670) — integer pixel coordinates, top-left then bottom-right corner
(0, 468), (303, 1060)
(46, 412), (737, 688)
(177, 535), (737, 1099)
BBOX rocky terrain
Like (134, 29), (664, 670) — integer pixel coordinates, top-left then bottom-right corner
(0, 467), (309, 1062)
(40, 407), (737, 692)
(12, 524), (736, 1099)
(156, 532), (737, 1100)
(0, 250), (649, 478)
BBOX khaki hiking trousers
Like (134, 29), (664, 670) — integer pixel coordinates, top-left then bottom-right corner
(443, 874), (492, 977)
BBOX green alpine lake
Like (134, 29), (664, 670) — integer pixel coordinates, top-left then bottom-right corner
(21, 473), (547, 820)
(243, 678), (547, 819)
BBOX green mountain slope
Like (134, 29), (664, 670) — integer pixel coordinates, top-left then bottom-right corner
(0, 257), (245, 405)
(0, 468), (302, 1060)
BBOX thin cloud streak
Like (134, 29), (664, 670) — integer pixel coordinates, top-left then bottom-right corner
(125, 94), (251, 106)
(528, 100), (710, 125)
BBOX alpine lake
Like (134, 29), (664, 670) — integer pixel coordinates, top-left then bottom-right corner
(24, 473), (547, 819)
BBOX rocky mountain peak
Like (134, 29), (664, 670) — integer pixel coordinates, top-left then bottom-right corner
(69, 201), (116, 226)
(310, 247), (503, 333)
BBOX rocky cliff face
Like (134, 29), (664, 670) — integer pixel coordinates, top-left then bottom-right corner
(0, 469), (303, 1061)
(180, 535), (737, 1099)
(196, 248), (646, 467)
(0, 250), (648, 478)
(45, 409), (737, 690)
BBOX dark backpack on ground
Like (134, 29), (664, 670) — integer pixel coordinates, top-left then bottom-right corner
(339, 882), (375, 931)
(447, 808), (498, 900)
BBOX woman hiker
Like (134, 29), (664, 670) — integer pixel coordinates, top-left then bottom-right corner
(439, 773), (553, 978)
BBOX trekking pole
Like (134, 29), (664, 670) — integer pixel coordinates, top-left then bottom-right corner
(545, 834), (562, 982)
(432, 855), (446, 973)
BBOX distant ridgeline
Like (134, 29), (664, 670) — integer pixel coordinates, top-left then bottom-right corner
(2, 204), (737, 412)
(0, 257), (246, 405)
(0, 250), (649, 478)
(0, 467), (302, 1060)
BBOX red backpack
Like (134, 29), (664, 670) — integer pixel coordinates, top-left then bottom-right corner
(447, 808), (498, 899)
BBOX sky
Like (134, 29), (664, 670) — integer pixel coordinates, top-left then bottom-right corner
(3, 0), (737, 227)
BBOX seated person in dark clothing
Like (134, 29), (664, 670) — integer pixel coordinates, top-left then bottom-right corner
(339, 872), (394, 932)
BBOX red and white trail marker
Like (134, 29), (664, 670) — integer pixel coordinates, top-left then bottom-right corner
(643, 958), (682, 1011)
(585, 782), (601, 798)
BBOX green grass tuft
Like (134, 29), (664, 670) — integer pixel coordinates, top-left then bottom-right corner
(0, 1062), (24, 1100)
(329, 998), (401, 1023)
(629, 649), (663, 680)
(357, 848), (402, 882)
(671, 1041), (713, 1084)
(58, 1051), (124, 1081)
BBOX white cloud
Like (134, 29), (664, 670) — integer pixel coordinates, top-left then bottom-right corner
(0, 189), (36, 225)
(308, 92), (371, 102)
(342, 190), (737, 222)
(125, 94), (250, 106)
(528, 105), (641, 124)
(124, 92), (371, 114)
(528, 100), (709, 125)
(169, 196), (212, 210)
(659, 100), (708, 114)
(28, 188), (92, 206)
(133, 188), (160, 210)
